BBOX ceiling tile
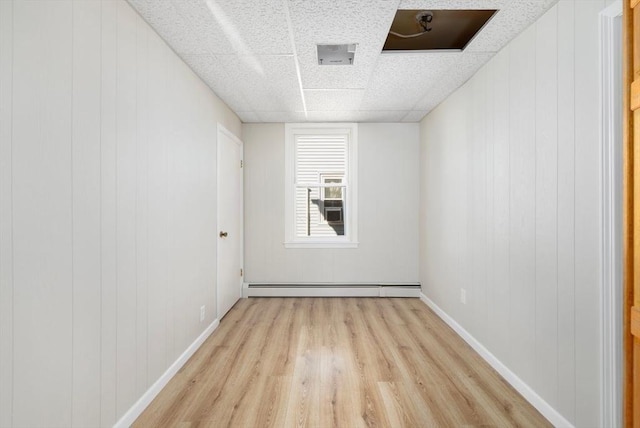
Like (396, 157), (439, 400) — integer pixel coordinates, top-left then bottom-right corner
(402, 111), (429, 122)
(296, 60), (371, 90)
(305, 111), (361, 122)
(130, 0), (293, 56)
(236, 112), (261, 123)
(288, 0), (401, 89)
(305, 110), (409, 122)
(129, 0), (211, 55)
(355, 111), (410, 122)
(217, 55), (304, 112)
(360, 53), (460, 111)
(199, 0), (293, 55)
(465, 1), (556, 52)
(256, 111), (308, 122)
(304, 89), (365, 111)
(296, 58), (373, 89)
(181, 54), (252, 112)
(413, 52), (493, 111)
(166, 0), (233, 54)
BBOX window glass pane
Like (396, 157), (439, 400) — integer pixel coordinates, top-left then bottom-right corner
(295, 185), (345, 237)
(322, 176), (343, 200)
(325, 186), (342, 200)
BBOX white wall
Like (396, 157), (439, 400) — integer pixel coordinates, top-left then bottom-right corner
(244, 123), (419, 284)
(419, 1), (604, 425)
(0, 1), (241, 426)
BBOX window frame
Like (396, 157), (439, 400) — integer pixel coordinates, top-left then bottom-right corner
(284, 123), (358, 249)
(320, 174), (344, 201)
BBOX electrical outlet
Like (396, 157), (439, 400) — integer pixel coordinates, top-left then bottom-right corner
(200, 305), (206, 322)
(460, 289), (467, 305)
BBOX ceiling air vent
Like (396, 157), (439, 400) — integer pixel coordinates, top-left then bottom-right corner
(317, 44), (357, 65)
(383, 9), (497, 52)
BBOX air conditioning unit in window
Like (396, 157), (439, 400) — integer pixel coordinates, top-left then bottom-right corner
(324, 207), (343, 224)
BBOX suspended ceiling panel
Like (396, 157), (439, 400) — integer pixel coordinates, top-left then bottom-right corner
(255, 111), (308, 123)
(216, 55), (304, 112)
(288, 0), (398, 90)
(413, 51), (493, 111)
(236, 111), (261, 123)
(304, 89), (366, 112)
(305, 110), (411, 123)
(128, 0), (559, 123)
(181, 54), (252, 112)
(361, 53), (462, 111)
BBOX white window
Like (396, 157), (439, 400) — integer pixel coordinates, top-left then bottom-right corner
(320, 175), (344, 201)
(284, 123), (358, 248)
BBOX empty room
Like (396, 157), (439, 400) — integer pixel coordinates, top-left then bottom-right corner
(1, 0), (639, 426)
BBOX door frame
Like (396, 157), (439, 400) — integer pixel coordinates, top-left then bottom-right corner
(216, 123), (244, 319)
(600, 2), (624, 426)
(622, 0), (639, 424)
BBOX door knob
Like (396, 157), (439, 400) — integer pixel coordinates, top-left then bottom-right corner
(219, 231), (228, 238)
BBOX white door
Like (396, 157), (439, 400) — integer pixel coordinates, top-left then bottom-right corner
(217, 126), (243, 319)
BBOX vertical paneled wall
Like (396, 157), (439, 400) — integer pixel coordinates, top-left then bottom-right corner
(419, 0), (604, 425)
(0, 1), (241, 426)
(243, 123), (420, 284)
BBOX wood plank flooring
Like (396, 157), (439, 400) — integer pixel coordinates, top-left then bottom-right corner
(134, 298), (551, 427)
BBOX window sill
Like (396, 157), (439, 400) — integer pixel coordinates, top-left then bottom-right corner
(284, 241), (359, 249)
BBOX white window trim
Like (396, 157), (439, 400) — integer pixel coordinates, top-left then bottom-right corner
(284, 123), (358, 249)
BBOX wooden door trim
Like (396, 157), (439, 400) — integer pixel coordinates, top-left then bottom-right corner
(631, 79), (640, 110)
(623, 0), (636, 425)
(631, 307), (640, 337)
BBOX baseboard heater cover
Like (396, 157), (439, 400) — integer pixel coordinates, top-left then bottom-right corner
(243, 283), (421, 297)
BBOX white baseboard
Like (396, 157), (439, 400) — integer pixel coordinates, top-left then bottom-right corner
(244, 284), (420, 298)
(419, 293), (574, 428)
(114, 318), (220, 428)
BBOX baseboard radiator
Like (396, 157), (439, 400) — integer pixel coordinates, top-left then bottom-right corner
(243, 283), (421, 298)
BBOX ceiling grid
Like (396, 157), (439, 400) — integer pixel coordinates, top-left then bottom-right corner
(128, 0), (559, 123)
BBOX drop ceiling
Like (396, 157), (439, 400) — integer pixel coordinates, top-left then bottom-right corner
(128, 0), (558, 123)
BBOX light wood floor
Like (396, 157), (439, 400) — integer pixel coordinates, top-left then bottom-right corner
(134, 298), (551, 427)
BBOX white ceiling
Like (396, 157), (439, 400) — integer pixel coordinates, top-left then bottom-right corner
(128, 0), (558, 123)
